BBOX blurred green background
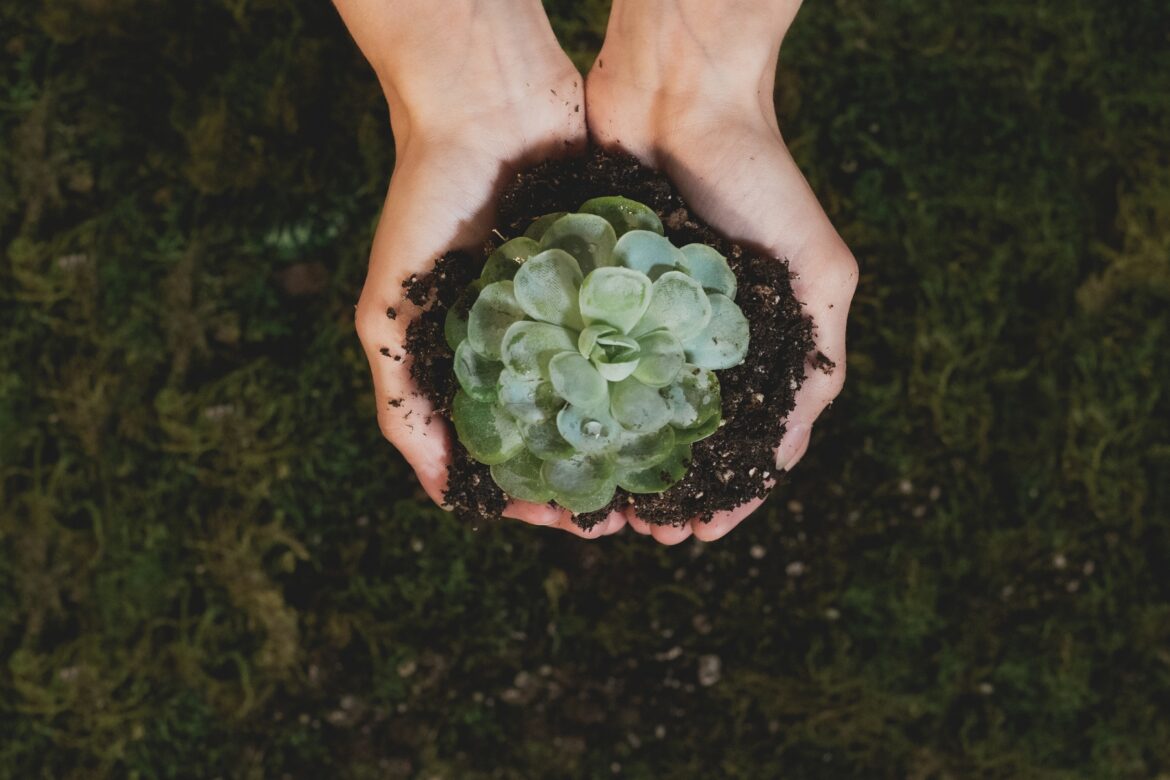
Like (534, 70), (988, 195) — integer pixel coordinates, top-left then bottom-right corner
(2, 0), (1169, 777)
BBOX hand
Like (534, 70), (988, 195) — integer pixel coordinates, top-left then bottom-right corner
(585, 0), (858, 544)
(338, 0), (626, 538)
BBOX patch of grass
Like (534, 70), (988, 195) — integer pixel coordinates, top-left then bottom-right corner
(2, 0), (1168, 777)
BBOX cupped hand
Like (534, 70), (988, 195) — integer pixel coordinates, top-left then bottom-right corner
(343, 62), (622, 537)
(585, 20), (858, 544)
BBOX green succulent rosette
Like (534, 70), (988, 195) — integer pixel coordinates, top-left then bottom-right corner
(446, 196), (750, 514)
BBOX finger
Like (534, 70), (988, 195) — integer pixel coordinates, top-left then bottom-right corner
(626, 509), (654, 536)
(691, 496), (766, 542)
(602, 508), (628, 535)
(776, 423), (814, 472)
(551, 514), (611, 540)
(649, 521), (692, 546)
(501, 500), (566, 526)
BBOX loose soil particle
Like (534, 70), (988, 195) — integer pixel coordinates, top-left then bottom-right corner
(404, 149), (818, 529)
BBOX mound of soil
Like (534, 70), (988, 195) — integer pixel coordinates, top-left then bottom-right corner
(403, 148), (818, 529)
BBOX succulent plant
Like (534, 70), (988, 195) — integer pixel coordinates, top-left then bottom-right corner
(446, 196), (750, 514)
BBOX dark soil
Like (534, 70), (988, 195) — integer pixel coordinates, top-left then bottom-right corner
(404, 148), (818, 529)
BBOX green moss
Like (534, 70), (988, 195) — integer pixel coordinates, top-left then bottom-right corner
(1, 0), (1168, 777)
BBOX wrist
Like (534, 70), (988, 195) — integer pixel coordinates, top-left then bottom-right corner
(595, 0), (800, 108)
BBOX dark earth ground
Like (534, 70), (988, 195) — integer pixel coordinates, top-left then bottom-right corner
(2, 0), (1169, 777)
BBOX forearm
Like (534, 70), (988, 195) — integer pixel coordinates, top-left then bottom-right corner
(333, 0), (571, 141)
(599, 0), (802, 104)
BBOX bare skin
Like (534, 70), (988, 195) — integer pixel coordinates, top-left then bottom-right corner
(586, 0), (858, 544)
(336, 0), (626, 538)
(336, 0), (856, 543)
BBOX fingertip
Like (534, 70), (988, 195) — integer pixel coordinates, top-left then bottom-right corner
(626, 509), (654, 536)
(502, 500), (565, 526)
(650, 522), (692, 546)
(692, 498), (765, 542)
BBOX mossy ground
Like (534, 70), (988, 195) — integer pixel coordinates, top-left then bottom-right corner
(1, 1), (1168, 777)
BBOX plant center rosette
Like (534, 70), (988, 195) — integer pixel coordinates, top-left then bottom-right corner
(444, 196), (750, 514)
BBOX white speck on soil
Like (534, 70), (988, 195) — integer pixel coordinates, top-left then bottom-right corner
(750, 544), (766, 559)
(786, 561), (807, 577)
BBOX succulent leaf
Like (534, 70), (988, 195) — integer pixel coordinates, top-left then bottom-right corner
(678, 243), (737, 299)
(616, 442), (692, 494)
(452, 390), (523, 465)
(556, 404), (621, 454)
(682, 293), (751, 369)
(632, 270), (712, 341)
(664, 364), (721, 429)
(610, 376), (672, 432)
(491, 451), (554, 503)
(579, 266), (652, 332)
(497, 368), (560, 424)
(467, 281), (525, 360)
(579, 196), (664, 237)
(501, 321), (575, 377)
(541, 454), (617, 513)
(631, 329), (685, 388)
(549, 352), (608, 410)
(448, 196), (752, 513)
(518, 417), (575, 460)
(454, 341), (502, 402)
(614, 425), (676, 468)
(524, 212), (568, 241)
(481, 237), (541, 285)
(513, 248), (584, 328)
(539, 214), (617, 274)
(444, 295), (470, 351)
(612, 230), (681, 279)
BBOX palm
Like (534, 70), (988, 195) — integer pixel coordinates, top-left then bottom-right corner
(585, 76), (858, 543)
(354, 96), (628, 539)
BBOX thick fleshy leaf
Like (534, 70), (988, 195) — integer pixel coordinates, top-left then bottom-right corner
(539, 214), (617, 275)
(549, 352), (607, 410)
(614, 425), (675, 468)
(452, 390), (523, 465)
(500, 321), (575, 377)
(497, 368), (561, 423)
(678, 243), (737, 299)
(593, 358), (639, 382)
(518, 417), (574, 460)
(491, 451), (554, 503)
(577, 323), (617, 358)
(674, 408), (721, 444)
(579, 267), (652, 332)
(664, 364), (721, 434)
(467, 281), (525, 360)
(632, 330), (685, 387)
(611, 230), (682, 279)
(631, 271), (712, 341)
(682, 293), (750, 369)
(579, 196), (664, 237)
(589, 331), (641, 381)
(453, 341), (502, 402)
(557, 404), (622, 454)
(444, 298), (470, 351)
(480, 237), (541, 285)
(524, 212), (568, 241)
(513, 249), (584, 328)
(616, 442), (692, 494)
(610, 376), (671, 432)
(541, 454), (617, 513)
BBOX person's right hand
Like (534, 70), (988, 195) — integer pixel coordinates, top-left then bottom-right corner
(585, 0), (858, 544)
(337, 0), (628, 538)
